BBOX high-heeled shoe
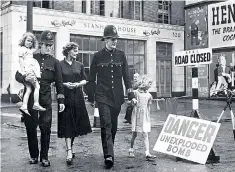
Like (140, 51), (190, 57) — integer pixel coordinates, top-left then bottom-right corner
(72, 153), (75, 158)
(71, 143), (75, 158)
(66, 149), (73, 165)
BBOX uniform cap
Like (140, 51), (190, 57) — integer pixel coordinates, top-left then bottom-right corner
(40, 30), (54, 44)
(101, 25), (119, 41)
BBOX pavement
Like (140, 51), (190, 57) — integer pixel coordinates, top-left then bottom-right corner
(1, 98), (235, 133)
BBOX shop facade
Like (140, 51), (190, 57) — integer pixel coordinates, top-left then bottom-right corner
(0, 5), (184, 101)
(185, 0), (235, 98)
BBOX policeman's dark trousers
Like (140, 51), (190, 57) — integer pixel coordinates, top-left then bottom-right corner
(24, 105), (52, 160)
(97, 103), (121, 160)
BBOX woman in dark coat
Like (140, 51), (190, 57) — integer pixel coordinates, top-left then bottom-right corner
(58, 42), (92, 165)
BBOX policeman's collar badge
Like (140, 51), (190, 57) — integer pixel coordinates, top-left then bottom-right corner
(46, 32), (52, 40)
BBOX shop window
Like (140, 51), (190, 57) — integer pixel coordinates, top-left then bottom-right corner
(70, 34), (145, 81)
(100, 0), (105, 16)
(117, 39), (145, 77)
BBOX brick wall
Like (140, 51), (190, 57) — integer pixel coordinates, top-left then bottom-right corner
(11, 1), (74, 12)
(170, 1), (185, 26)
(143, 1), (158, 23)
(11, 1), (27, 6)
(120, 1), (185, 26)
(53, 1), (74, 12)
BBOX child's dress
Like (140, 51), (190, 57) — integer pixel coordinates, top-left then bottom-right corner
(131, 89), (152, 133)
(18, 46), (41, 78)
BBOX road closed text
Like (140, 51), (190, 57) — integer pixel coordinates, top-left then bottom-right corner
(174, 48), (212, 67)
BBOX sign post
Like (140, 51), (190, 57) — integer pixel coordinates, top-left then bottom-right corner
(173, 48), (220, 163)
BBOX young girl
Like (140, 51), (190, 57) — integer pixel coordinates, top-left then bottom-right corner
(128, 75), (157, 159)
(18, 32), (46, 115)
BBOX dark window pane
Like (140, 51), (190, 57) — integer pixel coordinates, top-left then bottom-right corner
(76, 36), (83, 49)
(139, 56), (144, 75)
(134, 56), (140, 71)
(70, 35), (76, 43)
(83, 53), (89, 67)
(84, 68), (89, 78)
(97, 38), (104, 51)
(90, 37), (96, 51)
(100, 1), (105, 16)
(42, 1), (50, 9)
(127, 55), (134, 66)
(164, 14), (168, 24)
(127, 40), (134, 54)
(90, 54), (94, 66)
(83, 37), (89, 51)
(76, 53), (83, 62)
(82, 0), (86, 13)
(134, 41), (145, 55)
(118, 39), (126, 52)
(158, 14), (163, 23)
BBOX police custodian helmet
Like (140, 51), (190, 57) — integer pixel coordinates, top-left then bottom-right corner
(40, 30), (54, 44)
(101, 25), (119, 41)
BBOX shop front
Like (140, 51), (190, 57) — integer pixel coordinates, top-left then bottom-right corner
(0, 5), (184, 101)
(208, 0), (235, 97)
(185, 0), (235, 98)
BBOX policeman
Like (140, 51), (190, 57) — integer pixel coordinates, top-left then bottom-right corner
(15, 30), (65, 167)
(88, 25), (135, 169)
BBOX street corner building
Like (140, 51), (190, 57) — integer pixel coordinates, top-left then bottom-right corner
(184, 0), (235, 98)
(0, 0), (185, 103)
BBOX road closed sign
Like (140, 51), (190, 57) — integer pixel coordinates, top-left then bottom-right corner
(174, 48), (212, 67)
(153, 114), (220, 164)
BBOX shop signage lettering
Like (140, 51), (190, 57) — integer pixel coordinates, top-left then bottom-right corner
(143, 29), (161, 36)
(212, 3), (235, 26)
(19, 16), (27, 22)
(51, 20), (76, 27)
(174, 48), (212, 67)
(153, 114), (220, 164)
(83, 23), (136, 33)
(208, 1), (235, 48)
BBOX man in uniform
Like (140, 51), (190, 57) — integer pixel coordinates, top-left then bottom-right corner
(88, 25), (135, 169)
(15, 30), (65, 167)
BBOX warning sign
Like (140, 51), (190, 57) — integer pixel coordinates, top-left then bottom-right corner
(174, 48), (212, 67)
(153, 114), (220, 164)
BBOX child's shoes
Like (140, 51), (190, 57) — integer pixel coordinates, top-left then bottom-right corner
(128, 148), (135, 158)
(33, 104), (46, 111)
(146, 154), (157, 160)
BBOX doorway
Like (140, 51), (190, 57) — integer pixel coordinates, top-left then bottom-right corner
(156, 42), (172, 97)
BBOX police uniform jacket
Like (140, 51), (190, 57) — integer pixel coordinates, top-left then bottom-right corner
(15, 53), (64, 106)
(88, 48), (132, 107)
